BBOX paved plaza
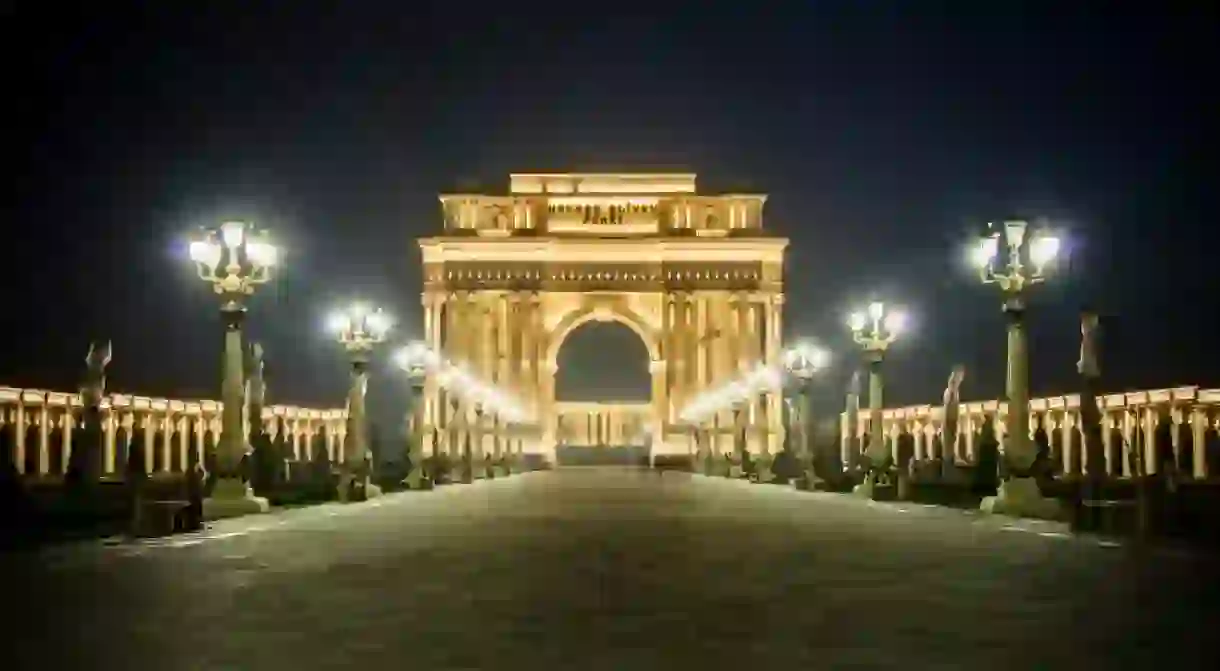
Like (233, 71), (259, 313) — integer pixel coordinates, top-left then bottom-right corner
(5, 469), (1216, 670)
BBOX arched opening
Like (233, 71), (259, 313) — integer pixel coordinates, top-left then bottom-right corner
(553, 320), (653, 466)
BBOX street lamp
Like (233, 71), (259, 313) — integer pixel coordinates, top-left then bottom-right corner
(329, 302), (393, 501)
(729, 399), (748, 479)
(848, 300), (904, 498)
(782, 340), (831, 488)
(972, 220), (1063, 519)
(395, 341), (434, 489)
(188, 220), (278, 519)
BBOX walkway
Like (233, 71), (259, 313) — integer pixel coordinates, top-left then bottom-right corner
(5, 469), (1215, 669)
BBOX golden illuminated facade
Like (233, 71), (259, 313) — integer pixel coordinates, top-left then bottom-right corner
(419, 173), (788, 465)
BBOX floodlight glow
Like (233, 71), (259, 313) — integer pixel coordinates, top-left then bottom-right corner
(365, 310), (393, 337)
(883, 311), (906, 334)
(326, 311), (349, 334)
(868, 302), (884, 321)
(1029, 234), (1060, 269)
(972, 236), (998, 268)
(189, 240), (222, 269)
(848, 312), (866, 332)
(1004, 220), (1027, 247)
(220, 221), (245, 247)
(246, 240), (278, 267)
(809, 347), (830, 368)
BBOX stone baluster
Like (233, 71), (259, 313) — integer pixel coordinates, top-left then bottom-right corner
(1191, 404), (1210, 479)
(1142, 406), (1157, 476)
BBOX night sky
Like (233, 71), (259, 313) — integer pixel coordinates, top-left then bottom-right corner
(4, 3), (1215, 431)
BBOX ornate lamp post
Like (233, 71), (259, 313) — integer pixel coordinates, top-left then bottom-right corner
(729, 400), (747, 479)
(972, 220), (1063, 518)
(473, 402), (489, 479)
(188, 221), (278, 519)
(395, 341), (433, 490)
(329, 303), (392, 501)
(848, 301), (904, 498)
(783, 340), (830, 489)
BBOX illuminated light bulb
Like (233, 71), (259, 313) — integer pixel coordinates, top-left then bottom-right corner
(220, 221), (245, 247)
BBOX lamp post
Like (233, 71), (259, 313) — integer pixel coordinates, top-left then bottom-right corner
(783, 340), (830, 489)
(972, 220), (1063, 519)
(848, 301), (904, 499)
(395, 341), (432, 490)
(188, 221), (278, 519)
(729, 401), (747, 479)
(473, 402), (488, 479)
(329, 303), (392, 501)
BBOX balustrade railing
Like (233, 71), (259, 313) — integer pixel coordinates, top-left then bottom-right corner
(0, 386), (346, 481)
(843, 386), (1220, 481)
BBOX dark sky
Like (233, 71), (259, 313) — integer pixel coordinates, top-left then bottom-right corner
(3, 3), (1216, 429)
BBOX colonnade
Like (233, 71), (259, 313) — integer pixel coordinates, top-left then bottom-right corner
(661, 291), (785, 456)
(849, 386), (1220, 480)
(0, 386), (345, 480)
(555, 402), (651, 447)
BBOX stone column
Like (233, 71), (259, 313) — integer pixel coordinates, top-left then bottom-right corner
(38, 402), (50, 476)
(480, 295), (496, 466)
(767, 294), (785, 454)
(1142, 406), (1157, 476)
(1191, 405), (1210, 479)
(663, 293), (677, 424)
(669, 292), (687, 416)
(650, 360), (667, 446)
(694, 295), (714, 452)
(103, 408), (117, 476)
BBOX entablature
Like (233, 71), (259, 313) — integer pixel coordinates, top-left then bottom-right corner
(418, 237), (787, 265)
(422, 260), (778, 293)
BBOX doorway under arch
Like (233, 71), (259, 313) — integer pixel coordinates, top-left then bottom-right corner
(551, 320), (654, 466)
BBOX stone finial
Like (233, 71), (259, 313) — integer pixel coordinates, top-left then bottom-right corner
(944, 365), (966, 403)
(81, 340), (112, 407)
(847, 370), (862, 398)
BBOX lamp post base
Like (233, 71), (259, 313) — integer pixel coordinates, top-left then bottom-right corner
(980, 476), (1063, 520)
(852, 475), (876, 498)
(793, 468), (823, 491)
(337, 474), (383, 502)
(754, 457), (776, 483)
(402, 466), (432, 490)
(203, 478), (270, 520)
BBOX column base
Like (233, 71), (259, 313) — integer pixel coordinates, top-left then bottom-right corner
(202, 478), (269, 520)
(980, 476), (1064, 520)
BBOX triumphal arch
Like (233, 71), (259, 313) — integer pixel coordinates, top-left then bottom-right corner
(417, 173), (787, 465)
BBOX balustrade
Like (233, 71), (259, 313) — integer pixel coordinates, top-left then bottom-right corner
(0, 386), (346, 481)
(841, 386), (1220, 481)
